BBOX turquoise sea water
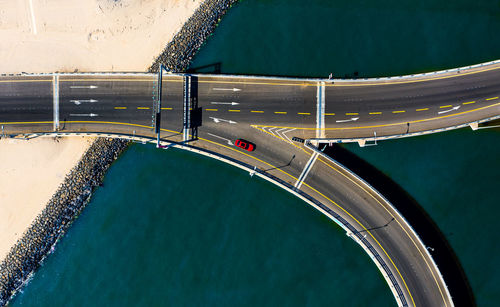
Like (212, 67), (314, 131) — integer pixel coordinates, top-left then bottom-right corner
(12, 145), (392, 306)
(12, 0), (500, 306)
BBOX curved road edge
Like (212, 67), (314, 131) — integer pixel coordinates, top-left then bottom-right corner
(12, 132), (447, 307)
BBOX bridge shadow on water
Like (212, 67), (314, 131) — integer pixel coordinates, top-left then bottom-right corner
(323, 144), (476, 307)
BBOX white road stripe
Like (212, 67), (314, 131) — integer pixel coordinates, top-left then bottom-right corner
(53, 75), (59, 131)
(316, 82), (326, 140)
(295, 152), (319, 189)
(28, 0), (37, 35)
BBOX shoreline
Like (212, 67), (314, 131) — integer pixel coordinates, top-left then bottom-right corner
(0, 0), (240, 305)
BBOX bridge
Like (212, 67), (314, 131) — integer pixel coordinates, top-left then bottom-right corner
(1, 60), (499, 306)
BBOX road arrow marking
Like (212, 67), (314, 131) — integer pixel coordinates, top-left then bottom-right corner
(69, 113), (99, 117)
(336, 117), (359, 123)
(213, 88), (241, 92)
(209, 117), (237, 124)
(210, 101), (240, 105)
(438, 105), (460, 114)
(70, 99), (98, 105)
(207, 133), (233, 145)
(70, 85), (98, 89)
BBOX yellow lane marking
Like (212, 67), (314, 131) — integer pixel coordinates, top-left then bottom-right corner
(251, 110), (264, 113)
(2, 64), (498, 87)
(114, 107), (127, 110)
(314, 158), (445, 305)
(206, 109), (218, 111)
(275, 111), (287, 114)
(301, 180), (417, 307)
(416, 108), (429, 111)
(346, 112), (358, 115)
(137, 107), (150, 110)
(392, 110), (406, 113)
(325, 113), (335, 116)
(486, 96), (498, 101)
(369, 112), (382, 115)
(298, 112), (311, 115)
(255, 101), (500, 130)
(228, 109), (240, 112)
(462, 101), (475, 105)
(439, 105), (452, 108)
(161, 107), (173, 110)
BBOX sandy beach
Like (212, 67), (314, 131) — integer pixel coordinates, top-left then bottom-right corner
(0, 136), (95, 259)
(0, 0), (202, 73)
(0, 0), (203, 260)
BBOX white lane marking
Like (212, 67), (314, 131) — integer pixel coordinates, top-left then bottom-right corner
(207, 133), (233, 145)
(28, 0), (37, 35)
(213, 88), (241, 92)
(70, 85), (98, 89)
(316, 82), (326, 139)
(282, 128), (296, 143)
(336, 117), (359, 123)
(209, 117), (237, 124)
(69, 113), (99, 117)
(295, 152), (319, 189)
(70, 99), (98, 105)
(52, 75), (59, 131)
(437, 105), (460, 114)
(210, 101), (239, 105)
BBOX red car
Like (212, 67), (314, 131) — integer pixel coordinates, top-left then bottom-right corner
(234, 139), (255, 151)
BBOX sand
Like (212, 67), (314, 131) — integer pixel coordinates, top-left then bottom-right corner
(0, 0), (203, 73)
(0, 136), (95, 258)
(0, 0), (204, 259)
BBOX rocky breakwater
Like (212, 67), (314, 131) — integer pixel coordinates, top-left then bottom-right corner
(149, 0), (239, 72)
(0, 138), (129, 306)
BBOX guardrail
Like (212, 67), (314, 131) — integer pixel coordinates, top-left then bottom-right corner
(308, 114), (500, 146)
(5, 130), (409, 307)
(2, 58), (498, 84)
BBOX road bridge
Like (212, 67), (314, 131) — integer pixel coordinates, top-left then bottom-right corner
(1, 60), (500, 306)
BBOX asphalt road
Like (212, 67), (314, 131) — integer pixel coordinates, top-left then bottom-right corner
(1, 66), (499, 306)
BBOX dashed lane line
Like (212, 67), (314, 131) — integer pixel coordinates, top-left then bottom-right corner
(275, 111), (287, 114)
(206, 109), (218, 111)
(161, 107), (172, 110)
(299, 112), (311, 115)
(369, 112), (382, 115)
(346, 113), (358, 115)
(439, 105), (452, 108)
(392, 110), (406, 113)
(114, 107), (127, 110)
(228, 109), (240, 112)
(251, 110), (264, 113)
(486, 96), (498, 101)
(325, 113), (335, 116)
(463, 101), (475, 105)
(416, 108), (429, 111)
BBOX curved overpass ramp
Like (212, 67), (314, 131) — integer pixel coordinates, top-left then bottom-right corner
(1, 61), (499, 306)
